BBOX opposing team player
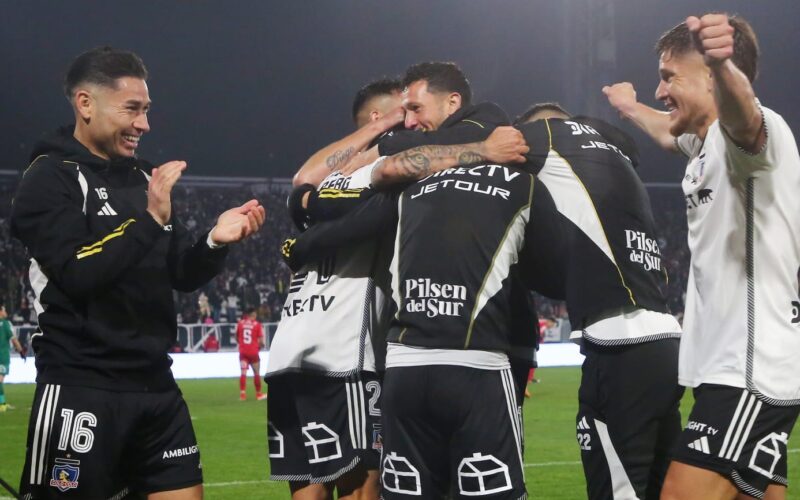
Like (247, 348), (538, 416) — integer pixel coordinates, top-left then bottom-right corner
(605, 14), (800, 500)
(0, 303), (25, 412)
(237, 307), (266, 401)
(10, 47), (265, 499)
(264, 79), (403, 500)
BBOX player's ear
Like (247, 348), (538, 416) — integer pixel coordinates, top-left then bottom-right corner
(74, 88), (94, 122)
(446, 92), (462, 114)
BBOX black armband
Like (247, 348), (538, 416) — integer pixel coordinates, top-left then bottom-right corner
(287, 183), (316, 232)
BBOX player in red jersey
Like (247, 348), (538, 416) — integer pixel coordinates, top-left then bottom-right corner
(237, 307), (266, 400)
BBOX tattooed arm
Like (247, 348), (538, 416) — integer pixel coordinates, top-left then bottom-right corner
(370, 126), (529, 189)
(293, 107), (404, 187)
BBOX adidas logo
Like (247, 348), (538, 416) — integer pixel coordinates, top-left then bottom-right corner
(289, 272), (307, 293)
(576, 416), (590, 431)
(688, 436), (711, 454)
(97, 202), (118, 216)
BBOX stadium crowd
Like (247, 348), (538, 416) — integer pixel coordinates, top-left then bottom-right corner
(0, 176), (690, 331)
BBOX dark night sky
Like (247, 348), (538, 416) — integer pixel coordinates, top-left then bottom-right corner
(2, 1), (798, 182)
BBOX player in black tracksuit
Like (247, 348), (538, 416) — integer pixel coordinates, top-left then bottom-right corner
(515, 106), (682, 500)
(12, 128), (226, 393)
(11, 47), (264, 500)
(12, 127), (223, 499)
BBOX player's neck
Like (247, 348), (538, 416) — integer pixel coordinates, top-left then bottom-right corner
(694, 110), (717, 141)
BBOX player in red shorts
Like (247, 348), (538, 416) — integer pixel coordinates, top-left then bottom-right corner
(237, 307), (266, 400)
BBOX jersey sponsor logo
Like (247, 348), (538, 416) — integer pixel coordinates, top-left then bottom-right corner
(409, 178), (511, 201)
(686, 189), (714, 211)
(698, 188), (713, 203)
(96, 201), (118, 216)
(624, 230), (662, 271)
(791, 301), (799, 324)
(410, 165), (521, 201)
(282, 294), (335, 317)
(580, 140), (632, 164)
(749, 432), (788, 478)
(688, 436), (711, 454)
(457, 453), (513, 496)
(565, 120), (599, 136)
(429, 164), (520, 181)
(49, 458), (80, 492)
(685, 152), (707, 185)
(319, 173), (351, 190)
(162, 445), (198, 460)
(382, 452), (422, 495)
(686, 420), (719, 436)
(404, 278), (466, 318)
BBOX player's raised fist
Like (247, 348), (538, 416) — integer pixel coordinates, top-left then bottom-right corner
(603, 82), (638, 117)
(686, 14), (735, 66)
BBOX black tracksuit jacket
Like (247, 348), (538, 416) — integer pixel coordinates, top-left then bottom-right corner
(10, 127), (228, 391)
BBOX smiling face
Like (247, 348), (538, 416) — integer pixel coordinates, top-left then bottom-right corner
(655, 50), (717, 138)
(73, 77), (151, 159)
(402, 80), (461, 132)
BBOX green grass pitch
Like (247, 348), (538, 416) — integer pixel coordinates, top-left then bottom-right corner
(2, 367), (800, 499)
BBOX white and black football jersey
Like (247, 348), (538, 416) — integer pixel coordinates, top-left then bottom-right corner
(676, 104), (800, 404)
(265, 164), (393, 378)
(519, 117), (680, 345)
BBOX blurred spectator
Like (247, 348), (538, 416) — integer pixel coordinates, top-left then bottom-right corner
(202, 332), (220, 353)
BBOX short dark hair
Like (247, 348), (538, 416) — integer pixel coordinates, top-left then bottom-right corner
(402, 62), (472, 106)
(655, 14), (759, 82)
(351, 78), (403, 123)
(64, 46), (148, 99)
(514, 102), (571, 125)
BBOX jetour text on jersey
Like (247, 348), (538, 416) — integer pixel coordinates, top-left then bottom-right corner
(409, 165), (521, 201)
